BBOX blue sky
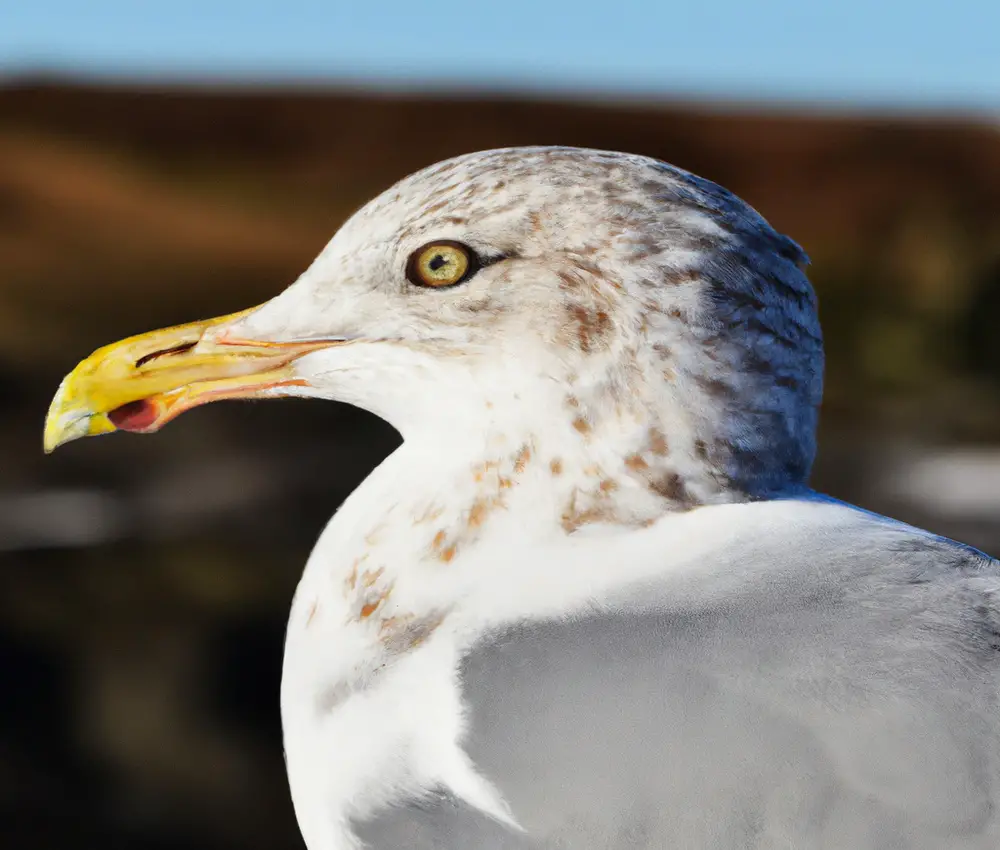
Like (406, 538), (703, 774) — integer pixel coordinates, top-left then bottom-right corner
(2, 1), (999, 112)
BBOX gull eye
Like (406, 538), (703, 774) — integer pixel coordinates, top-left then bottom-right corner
(407, 241), (477, 288)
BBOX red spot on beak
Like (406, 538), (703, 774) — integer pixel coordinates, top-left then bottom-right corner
(108, 399), (160, 432)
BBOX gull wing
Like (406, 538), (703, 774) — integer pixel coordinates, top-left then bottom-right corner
(358, 501), (1000, 849)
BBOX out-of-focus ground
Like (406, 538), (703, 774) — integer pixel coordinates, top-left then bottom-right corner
(1, 81), (998, 848)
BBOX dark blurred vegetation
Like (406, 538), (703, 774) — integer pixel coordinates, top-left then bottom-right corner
(0, 80), (998, 848)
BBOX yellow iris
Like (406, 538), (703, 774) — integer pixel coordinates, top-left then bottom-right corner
(410, 242), (471, 287)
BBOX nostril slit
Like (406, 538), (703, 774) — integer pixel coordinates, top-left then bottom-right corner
(135, 342), (196, 368)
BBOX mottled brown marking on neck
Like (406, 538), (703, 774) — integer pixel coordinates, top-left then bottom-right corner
(648, 428), (669, 456)
(651, 472), (698, 508)
(513, 443), (532, 473)
(379, 611), (446, 653)
(566, 303), (613, 352)
(625, 453), (648, 471)
(355, 582), (393, 621)
(361, 567), (384, 588)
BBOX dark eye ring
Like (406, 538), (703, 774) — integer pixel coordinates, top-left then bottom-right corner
(406, 241), (480, 289)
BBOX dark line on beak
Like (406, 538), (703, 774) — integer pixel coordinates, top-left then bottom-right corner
(136, 342), (197, 368)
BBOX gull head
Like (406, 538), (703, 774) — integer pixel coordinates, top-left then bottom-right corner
(45, 146), (823, 509)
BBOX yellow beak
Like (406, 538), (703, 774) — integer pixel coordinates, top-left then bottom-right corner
(44, 306), (341, 453)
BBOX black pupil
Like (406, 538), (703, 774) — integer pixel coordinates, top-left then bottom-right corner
(428, 254), (449, 272)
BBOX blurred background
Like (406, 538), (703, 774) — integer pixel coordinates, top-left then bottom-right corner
(1, 1), (999, 847)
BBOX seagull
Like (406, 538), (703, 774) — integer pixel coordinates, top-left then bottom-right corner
(45, 147), (1000, 849)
